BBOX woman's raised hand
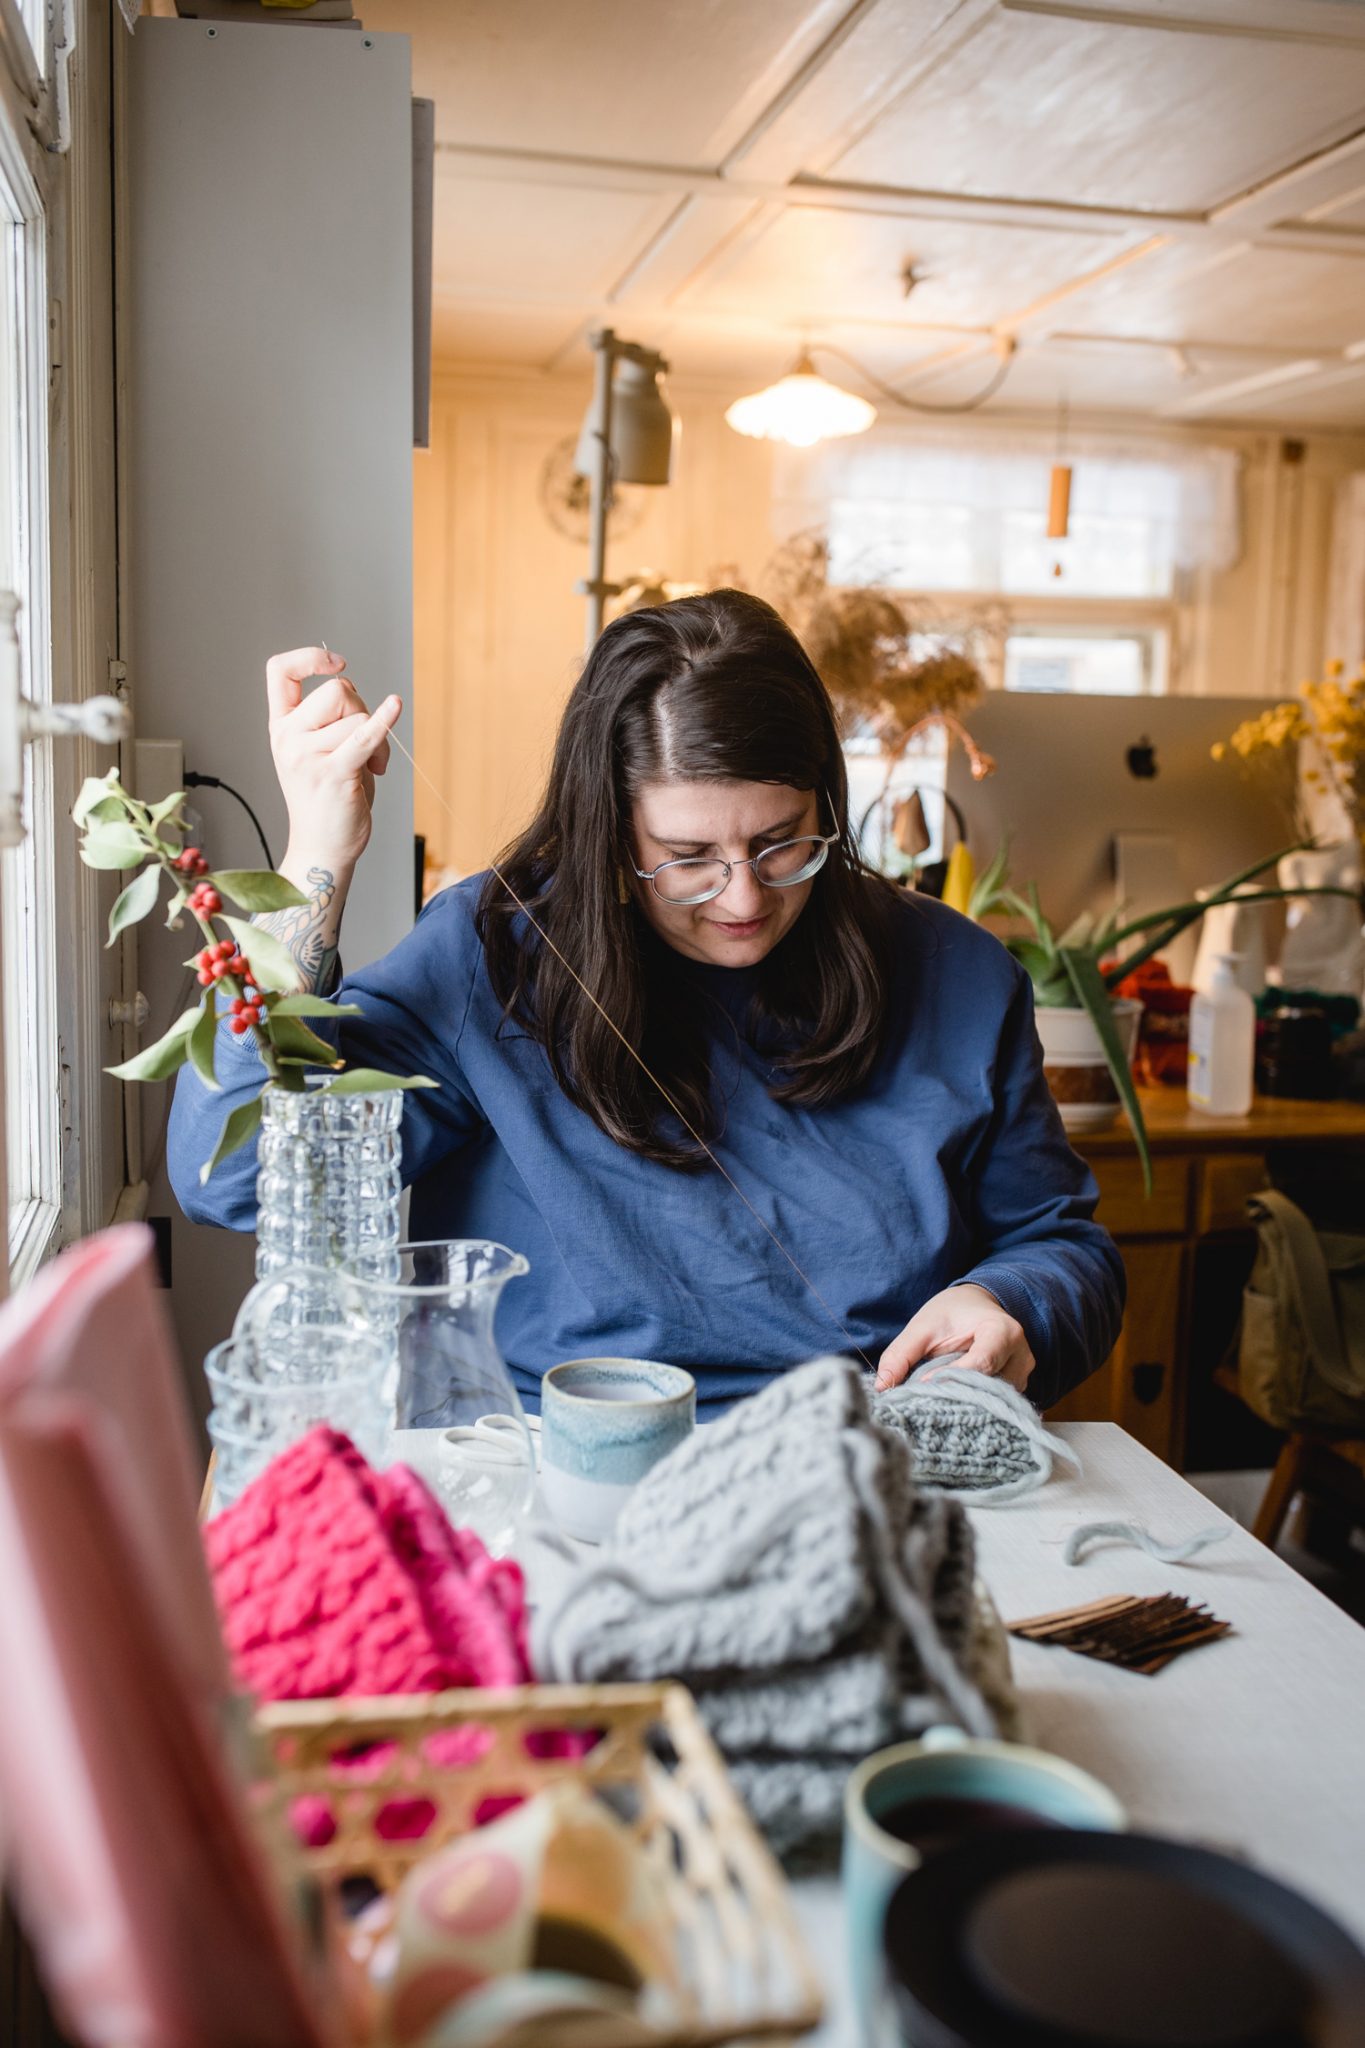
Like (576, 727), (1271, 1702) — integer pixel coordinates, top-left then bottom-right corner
(265, 646), (402, 876)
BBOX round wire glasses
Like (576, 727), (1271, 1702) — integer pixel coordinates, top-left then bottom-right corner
(631, 830), (839, 906)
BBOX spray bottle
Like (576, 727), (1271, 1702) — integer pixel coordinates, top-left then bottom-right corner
(1188, 952), (1255, 1115)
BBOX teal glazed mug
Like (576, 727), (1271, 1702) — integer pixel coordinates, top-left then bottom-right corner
(539, 1357), (696, 1544)
(842, 1728), (1125, 2045)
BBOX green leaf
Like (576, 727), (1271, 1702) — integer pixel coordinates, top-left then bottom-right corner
(106, 864), (162, 946)
(188, 997), (220, 1089)
(211, 870), (308, 913)
(222, 915), (304, 995)
(1058, 946), (1152, 1196)
(268, 1014), (342, 1067)
(270, 993), (363, 1019)
(73, 770), (124, 827)
(1008, 938), (1062, 989)
(165, 884), (189, 930)
(106, 1005), (200, 1082)
(80, 823), (147, 870)
(323, 1067), (438, 1096)
(967, 837), (1012, 921)
(148, 791), (186, 829)
(199, 1093), (264, 1184)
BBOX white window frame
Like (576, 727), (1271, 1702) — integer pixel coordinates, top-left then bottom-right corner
(1, 1), (123, 1291)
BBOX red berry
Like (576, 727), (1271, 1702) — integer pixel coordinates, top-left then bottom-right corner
(230, 998), (247, 1016)
(230, 1016), (250, 1035)
(216, 940), (233, 958)
(197, 968), (213, 987)
(211, 960), (229, 980)
(229, 953), (249, 977)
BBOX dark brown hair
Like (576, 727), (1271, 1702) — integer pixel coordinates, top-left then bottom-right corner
(476, 588), (900, 1165)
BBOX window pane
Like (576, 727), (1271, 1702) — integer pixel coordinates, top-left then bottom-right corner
(1, 189), (60, 1268)
(1005, 632), (1164, 696)
(1001, 509), (1172, 598)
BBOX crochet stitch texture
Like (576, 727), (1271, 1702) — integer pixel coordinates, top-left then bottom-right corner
(533, 1358), (997, 1855)
(204, 1426), (530, 1700)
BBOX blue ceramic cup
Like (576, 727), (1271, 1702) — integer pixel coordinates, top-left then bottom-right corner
(842, 1728), (1125, 2044)
(539, 1357), (696, 1544)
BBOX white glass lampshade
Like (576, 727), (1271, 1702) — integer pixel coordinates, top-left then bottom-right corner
(725, 352), (876, 448)
(574, 353), (675, 485)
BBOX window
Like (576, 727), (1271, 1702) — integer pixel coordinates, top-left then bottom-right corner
(778, 427), (1239, 698)
(1, 113), (61, 1281)
(1004, 627), (1167, 697)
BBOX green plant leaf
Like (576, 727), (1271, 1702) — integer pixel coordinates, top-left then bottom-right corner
(1008, 939), (1064, 990)
(212, 870), (308, 913)
(199, 1093), (263, 1184)
(80, 823), (147, 870)
(269, 993), (363, 1019)
(323, 1067), (438, 1096)
(106, 1005), (199, 1082)
(73, 771), (124, 827)
(1101, 885), (1358, 992)
(188, 997), (220, 1089)
(106, 864), (162, 946)
(1058, 946), (1152, 1196)
(148, 791), (186, 829)
(222, 915), (304, 995)
(268, 1014), (342, 1067)
(967, 838), (1012, 920)
(165, 884), (188, 929)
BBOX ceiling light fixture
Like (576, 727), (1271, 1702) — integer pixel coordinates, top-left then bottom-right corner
(724, 351), (877, 449)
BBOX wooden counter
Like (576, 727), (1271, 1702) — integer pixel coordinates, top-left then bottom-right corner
(1048, 1092), (1365, 1464)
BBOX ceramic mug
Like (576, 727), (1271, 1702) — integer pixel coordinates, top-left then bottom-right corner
(539, 1358), (696, 1544)
(842, 1728), (1125, 2045)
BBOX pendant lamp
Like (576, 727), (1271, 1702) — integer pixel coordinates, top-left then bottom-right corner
(725, 351), (876, 448)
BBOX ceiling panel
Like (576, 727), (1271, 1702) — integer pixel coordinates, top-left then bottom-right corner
(364, 0), (844, 167)
(1052, 243), (1365, 351)
(832, 11), (1365, 216)
(431, 177), (677, 302)
(430, 301), (585, 368)
(1190, 364), (1365, 425)
(677, 203), (1122, 331)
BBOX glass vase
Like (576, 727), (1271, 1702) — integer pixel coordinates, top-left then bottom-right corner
(255, 1087), (403, 1289)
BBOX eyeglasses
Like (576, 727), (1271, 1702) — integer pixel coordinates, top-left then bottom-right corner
(631, 831), (839, 906)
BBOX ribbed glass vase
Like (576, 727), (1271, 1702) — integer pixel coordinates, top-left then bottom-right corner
(255, 1087), (403, 1289)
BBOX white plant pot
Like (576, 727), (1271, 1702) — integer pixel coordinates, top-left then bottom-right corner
(1035, 998), (1143, 1135)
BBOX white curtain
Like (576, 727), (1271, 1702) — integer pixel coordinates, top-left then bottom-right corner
(772, 423), (1243, 584)
(1325, 471), (1365, 671)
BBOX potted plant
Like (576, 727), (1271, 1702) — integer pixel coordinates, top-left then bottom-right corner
(969, 842), (1348, 1194)
(76, 767), (435, 1279)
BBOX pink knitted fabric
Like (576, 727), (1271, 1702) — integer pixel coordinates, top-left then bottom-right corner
(204, 1427), (531, 1702)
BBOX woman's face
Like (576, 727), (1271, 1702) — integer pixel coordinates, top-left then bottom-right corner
(629, 780), (822, 968)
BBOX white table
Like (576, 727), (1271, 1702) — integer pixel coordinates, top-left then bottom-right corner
(797, 1422), (1365, 2045)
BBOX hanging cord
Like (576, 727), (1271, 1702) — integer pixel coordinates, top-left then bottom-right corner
(812, 338), (1017, 416)
(382, 719), (875, 1372)
(184, 771), (276, 870)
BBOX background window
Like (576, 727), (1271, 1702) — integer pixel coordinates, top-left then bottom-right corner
(1004, 628), (1167, 696)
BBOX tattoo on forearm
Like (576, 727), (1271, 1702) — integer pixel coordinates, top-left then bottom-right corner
(258, 866), (340, 991)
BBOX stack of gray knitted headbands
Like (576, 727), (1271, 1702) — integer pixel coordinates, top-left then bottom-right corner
(532, 1357), (1002, 1857)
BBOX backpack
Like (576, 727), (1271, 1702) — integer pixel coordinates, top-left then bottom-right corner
(1238, 1188), (1365, 1436)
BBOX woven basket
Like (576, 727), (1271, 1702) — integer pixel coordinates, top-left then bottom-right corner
(255, 1680), (825, 2046)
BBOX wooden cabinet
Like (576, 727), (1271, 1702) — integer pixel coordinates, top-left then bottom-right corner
(1049, 1240), (1185, 1460)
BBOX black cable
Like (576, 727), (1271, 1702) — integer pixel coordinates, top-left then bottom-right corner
(184, 771), (276, 870)
(812, 339), (1017, 416)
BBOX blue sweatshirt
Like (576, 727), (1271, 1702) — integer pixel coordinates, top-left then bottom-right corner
(168, 879), (1124, 1416)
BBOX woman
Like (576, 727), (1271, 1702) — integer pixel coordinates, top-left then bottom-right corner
(169, 591), (1124, 1416)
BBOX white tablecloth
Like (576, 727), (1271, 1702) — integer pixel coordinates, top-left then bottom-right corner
(798, 1420), (1365, 2045)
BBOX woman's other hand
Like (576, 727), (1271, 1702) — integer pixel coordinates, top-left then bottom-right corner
(266, 646), (402, 875)
(875, 1283), (1036, 1394)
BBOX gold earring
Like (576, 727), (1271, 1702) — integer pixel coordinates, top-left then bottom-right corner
(616, 866), (631, 905)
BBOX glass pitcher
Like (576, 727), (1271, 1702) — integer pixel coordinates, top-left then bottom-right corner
(343, 1239), (535, 1557)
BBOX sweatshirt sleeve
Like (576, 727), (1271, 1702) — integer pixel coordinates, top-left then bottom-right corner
(956, 967), (1126, 1411)
(167, 886), (488, 1231)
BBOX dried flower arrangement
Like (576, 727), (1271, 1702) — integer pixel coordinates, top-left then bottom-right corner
(758, 534), (990, 770)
